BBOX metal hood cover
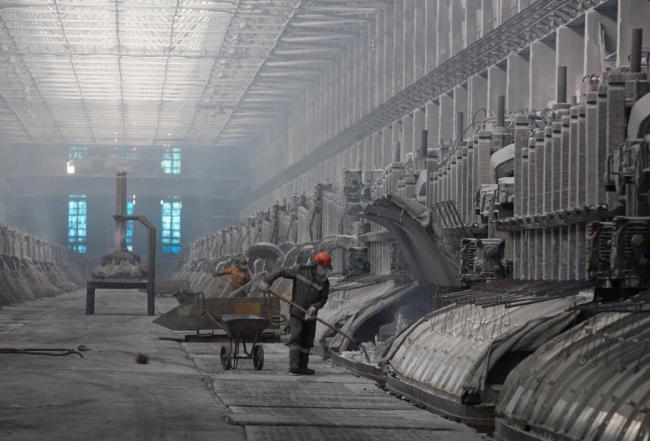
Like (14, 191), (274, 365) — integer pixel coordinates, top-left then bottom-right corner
(247, 242), (285, 270)
(316, 279), (395, 349)
(361, 194), (460, 289)
(383, 281), (593, 406)
(496, 311), (650, 441)
(317, 235), (358, 252)
(318, 279), (421, 353)
(628, 92), (650, 138)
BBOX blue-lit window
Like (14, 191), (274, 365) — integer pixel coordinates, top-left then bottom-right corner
(68, 195), (87, 254)
(161, 199), (182, 254)
(126, 196), (135, 252)
(68, 147), (87, 161)
(162, 147), (181, 174)
(67, 147), (88, 174)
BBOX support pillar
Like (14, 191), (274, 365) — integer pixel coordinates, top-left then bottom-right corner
(439, 93), (454, 144)
(557, 25), (585, 102)
(469, 74), (488, 128)
(403, 1), (415, 86)
(436, 0), (452, 64)
(507, 53), (530, 113)
(425, 0), (438, 71)
(414, 108), (426, 157)
(393, 3), (405, 93)
(453, 84), (468, 143)
(488, 64), (507, 118)
(415, 0), (427, 79)
(530, 40), (556, 110)
(617, 0), (650, 68)
(402, 114), (414, 158)
(426, 101), (440, 147)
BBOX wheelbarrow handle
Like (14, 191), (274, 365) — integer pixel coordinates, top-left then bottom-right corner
(266, 288), (371, 363)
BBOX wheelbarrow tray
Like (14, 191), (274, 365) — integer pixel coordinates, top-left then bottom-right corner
(219, 314), (270, 341)
(153, 296), (280, 331)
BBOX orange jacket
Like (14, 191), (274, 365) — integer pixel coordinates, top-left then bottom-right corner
(215, 265), (251, 288)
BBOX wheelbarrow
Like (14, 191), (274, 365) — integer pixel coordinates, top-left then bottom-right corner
(217, 314), (270, 371)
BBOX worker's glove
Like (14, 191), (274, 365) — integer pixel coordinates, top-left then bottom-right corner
(305, 305), (318, 321)
(258, 281), (270, 294)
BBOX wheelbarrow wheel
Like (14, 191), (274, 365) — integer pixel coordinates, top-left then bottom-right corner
(220, 345), (232, 371)
(252, 344), (264, 370)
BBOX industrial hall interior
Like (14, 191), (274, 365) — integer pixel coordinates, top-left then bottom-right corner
(2, 0), (650, 440)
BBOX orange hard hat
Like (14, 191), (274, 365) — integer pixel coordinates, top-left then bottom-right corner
(313, 252), (332, 269)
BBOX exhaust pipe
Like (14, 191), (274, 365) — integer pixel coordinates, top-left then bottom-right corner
(420, 129), (428, 159)
(456, 112), (464, 144)
(630, 28), (643, 73)
(557, 66), (568, 104)
(496, 95), (505, 128)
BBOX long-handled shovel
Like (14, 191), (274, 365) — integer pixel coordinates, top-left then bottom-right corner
(266, 288), (371, 363)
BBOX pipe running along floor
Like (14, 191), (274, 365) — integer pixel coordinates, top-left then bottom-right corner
(0, 289), (483, 441)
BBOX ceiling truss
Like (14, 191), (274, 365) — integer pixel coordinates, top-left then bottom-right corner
(0, 0), (390, 148)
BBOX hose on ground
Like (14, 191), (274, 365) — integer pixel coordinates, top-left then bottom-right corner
(0, 345), (90, 358)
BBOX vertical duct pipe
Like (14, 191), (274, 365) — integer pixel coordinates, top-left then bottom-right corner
(114, 171), (127, 251)
(607, 74), (626, 210)
(577, 105), (587, 209)
(457, 148), (466, 220)
(526, 137), (536, 217)
(527, 136), (537, 279)
(535, 130), (545, 281)
(552, 121), (563, 213)
(630, 28), (643, 73)
(514, 115), (529, 218)
(535, 130), (546, 217)
(543, 126), (554, 280)
(496, 95), (506, 128)
(557, 66), (568, 104)
(569, 108), (580, 210)
(585, 92), (602, 207)
(466, 140), (474, 222)
(450, 154), (458, 207)
(560, 115), (571, 210)
(472, 135), (480, 222)
(595, 85), (609, 197)
(519, 145), (529, 279)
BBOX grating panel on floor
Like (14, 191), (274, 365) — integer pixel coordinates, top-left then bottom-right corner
(187, 343), (483, 440)
(245, 426), (480, 441)
(228, 406), (444, 420)
(215, 394), (414, 410)
(211, 380), (412, 409)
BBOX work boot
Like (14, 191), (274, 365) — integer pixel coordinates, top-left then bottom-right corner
(289, 367), (315, 376)
(289, 349), (315, 375)
(299, 350), (315, 375)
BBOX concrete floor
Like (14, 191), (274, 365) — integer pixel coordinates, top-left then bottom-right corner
(0, 289), (482, 441)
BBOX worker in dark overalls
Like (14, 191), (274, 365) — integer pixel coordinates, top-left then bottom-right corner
(260, 252), (331, 375)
